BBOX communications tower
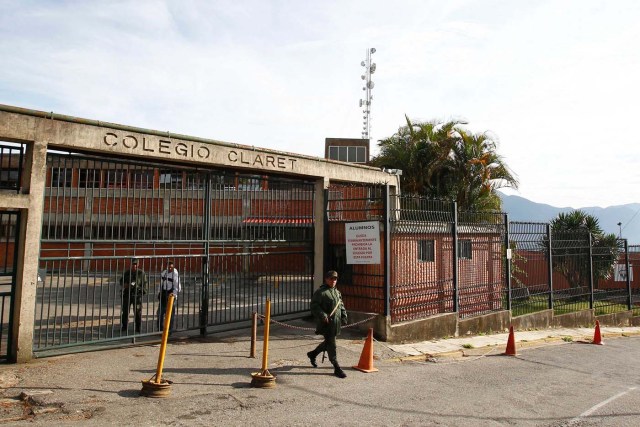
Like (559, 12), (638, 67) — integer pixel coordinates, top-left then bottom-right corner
(360, 48), (376, 139)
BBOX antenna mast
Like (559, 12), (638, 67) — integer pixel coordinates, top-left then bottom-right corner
(360, 47), (376, 139)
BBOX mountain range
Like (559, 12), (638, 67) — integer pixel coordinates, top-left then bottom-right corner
(499, 193), (640, 245)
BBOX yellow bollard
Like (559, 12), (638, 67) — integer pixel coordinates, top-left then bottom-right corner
(155, 293), (175, 382)
(141, 293), (175, 398)
(251, 299), (276, 388)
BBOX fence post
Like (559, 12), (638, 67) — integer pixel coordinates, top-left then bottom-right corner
(504, 215), (512, 311)
(323, 188), (329, 275)
(383, 184), (391, 317)
(200, 174), (212, 336)
(452, 202), (459, 314)
(547, 223), (554, 311)
(625, 239), (632, 311)
(588, 233), (594, 311)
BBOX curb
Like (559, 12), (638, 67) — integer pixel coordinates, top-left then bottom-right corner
(388, 330), (640, 362)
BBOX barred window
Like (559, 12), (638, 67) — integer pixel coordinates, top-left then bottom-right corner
(458, 239), (472, 260)
(418, 240), (435, 262)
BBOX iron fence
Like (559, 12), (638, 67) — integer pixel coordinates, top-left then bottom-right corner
(456, 211), (507, 319)
(357, 191), (509, 322)
(508, 222), (551, 317)
(510, 225), (637, 318)
(630, 245), (640, 316)
(592, 239), (628, 315)
(388, 195), (455, 322)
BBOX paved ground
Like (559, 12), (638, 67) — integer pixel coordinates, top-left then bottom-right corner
(0, 319), (638, 425)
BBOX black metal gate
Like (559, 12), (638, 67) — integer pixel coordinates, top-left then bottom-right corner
(0, 211), (19, 361)
(35, 150), (314, 353)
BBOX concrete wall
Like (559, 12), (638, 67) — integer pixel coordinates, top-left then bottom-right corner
(387, 313), (457, 343)
(511, 309), (553, 330)
(361, 308), (640, 343)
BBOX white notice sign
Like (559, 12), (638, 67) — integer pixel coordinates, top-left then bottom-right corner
(614, 264), (633, 281)
(345, 221), (381, 264)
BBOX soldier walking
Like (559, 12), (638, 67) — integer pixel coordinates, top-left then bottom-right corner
(307, 270), (348, 378)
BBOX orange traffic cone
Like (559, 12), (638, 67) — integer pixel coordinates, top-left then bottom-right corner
(353, 328), (379, 373)
(592, 320), (604, 345)
(504, 326), (517, 356)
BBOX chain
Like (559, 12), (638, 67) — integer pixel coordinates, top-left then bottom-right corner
(256, 314), (315, 331)
(256, 313), (377, 330)
(342, 314), (377, 328)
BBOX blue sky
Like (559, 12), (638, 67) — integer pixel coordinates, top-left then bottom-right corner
(1, 0), (639, 210)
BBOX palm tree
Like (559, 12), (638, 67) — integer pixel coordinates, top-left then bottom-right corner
(450, 128), (518, 211)
(546, 210), (621, 289)
(371, 117), (518, 211)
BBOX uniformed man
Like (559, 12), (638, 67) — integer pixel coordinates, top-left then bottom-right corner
(119, 258), (148, 333)
(307, 270), (348, 378)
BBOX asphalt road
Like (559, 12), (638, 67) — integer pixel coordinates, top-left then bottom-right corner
(1, 327), (639, 426)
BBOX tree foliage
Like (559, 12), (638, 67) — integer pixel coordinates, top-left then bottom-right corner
(547, 210), (621, 289)
(370, 116), (518, 211)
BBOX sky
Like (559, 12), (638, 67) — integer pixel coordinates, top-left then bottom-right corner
(1, 0), (639, 211)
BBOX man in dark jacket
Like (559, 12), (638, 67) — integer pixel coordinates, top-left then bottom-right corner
(307, 270), (348, 378)
(119, 258), (148, 333)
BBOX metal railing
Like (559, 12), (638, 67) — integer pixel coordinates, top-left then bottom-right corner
(510, 226), (636, 317)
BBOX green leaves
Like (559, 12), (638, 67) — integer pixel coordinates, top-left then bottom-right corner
(548, 210), (622, 288)
(371, 117), (518, 211)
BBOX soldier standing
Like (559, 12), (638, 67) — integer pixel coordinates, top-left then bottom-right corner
(307, 270), (348, 378)
(119, 258), (148, 333)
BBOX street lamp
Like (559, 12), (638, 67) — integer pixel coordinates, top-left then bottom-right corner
(617, 222), (622, 238)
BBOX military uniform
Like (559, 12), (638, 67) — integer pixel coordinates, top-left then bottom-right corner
(307, 271), (348, 378)
(119, 265), (148, 332)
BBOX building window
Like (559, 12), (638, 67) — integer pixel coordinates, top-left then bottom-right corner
(51, 167), (72, 188)
(78, 169), (101, 188)
(238, 176), (261, 191)
(458, 239), (472, 260)
(103, 169), (127, 188)
(0, 169), (20, 190)
(328, 146), (367, 163)
(418, 240), (435, 262)
(130, 170), (154, 189)
(185, 172), (205, 190)
(159, 170), (183, 188)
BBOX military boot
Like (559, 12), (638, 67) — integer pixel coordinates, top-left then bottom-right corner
(331, 360), (347, 378)
(307, 350), (318, 368)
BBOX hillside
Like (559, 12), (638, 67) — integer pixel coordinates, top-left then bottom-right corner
(499, 194), (640, 245)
